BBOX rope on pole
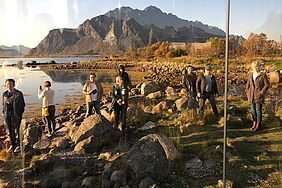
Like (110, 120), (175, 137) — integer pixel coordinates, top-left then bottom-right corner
(223, 0), (230, 187)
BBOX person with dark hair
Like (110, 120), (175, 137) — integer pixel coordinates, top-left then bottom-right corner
(182, 65), (198, 111)
(111, 75), (128, 134)
(196, 65), (219, 118)
(38, 81), (56, 136)
(246, 60), (269, 131)
(118, 64), (132, 88)
(82, 73), (103, 117)
(2, 79), (25, 153)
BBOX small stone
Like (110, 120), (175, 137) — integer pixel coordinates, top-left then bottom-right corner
(139, 177), (154, 188)
(110, 171), (127, 185)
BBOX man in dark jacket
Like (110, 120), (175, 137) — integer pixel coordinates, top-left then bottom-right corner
(182, 65), (197, 110)
(118, 64), (132, 89)
(196, 65), (219, 118)
(2, 79), (25, 153)
(111, 75), (129, 134)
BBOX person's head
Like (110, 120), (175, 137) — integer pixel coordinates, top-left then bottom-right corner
(205, 65), (212, 75)
(44, 81), (51, 88)
(119, 64), (125, 73)
(187, 65), (194, 74)
(182, 69), (188, 75)
(5, 79), (15, 91)
(89, 73), (96, 83)
(251, 60), (262, 73)
(115, 75), (123, 86)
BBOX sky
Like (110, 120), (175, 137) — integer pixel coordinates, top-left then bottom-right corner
(0, 0), (281, 48)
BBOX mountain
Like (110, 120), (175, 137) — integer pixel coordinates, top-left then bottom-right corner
(0, 45), (30, 57)
(30, 15), (221, 55)
(105, 6), (225, 36)
(255, 11), (282, 41)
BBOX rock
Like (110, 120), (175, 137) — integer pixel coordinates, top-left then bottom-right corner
(110, 134), (179, 182)
(81, 176), (99, 188)
(217, 180), (233, 188)
(110, 171), (127, 185)
(151, 101), (167, 114)
(143, 106), (152, 113)
(139, 177), (155, 188)
(141, 81), (160, 96)
(72, 114), (119, 153)
(139, 121), (157, 131)
(265, 101), (276, 114)
(128, 95), (145, 106)
(55, 138), (70, 150)
(98, 152), (111, 160)
(131, 88), (141, 95)
(179, 88), (187, 97)
(62, 182), (80, 188)
(165, 86), (177, 100)
(23, 126), (41, 146)
(55, 126), (69, 137)
(146, 91), (162, 99)
(127, 106), (146, 124)
(101, 109), (114, 123)
(175, 97), (188, 111)
(185, 158), (203, 169)
(169, 113), (178, 120)
(33, 139), (51, 150)
(269, 71), (280, 83)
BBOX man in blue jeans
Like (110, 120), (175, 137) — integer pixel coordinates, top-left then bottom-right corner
(82, 73), (103, 117)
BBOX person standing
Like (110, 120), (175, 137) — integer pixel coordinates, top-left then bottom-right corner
(196, 65), (219, 118)
(82, 73), (103, 117)
(2, 79), (25, 153)
(246, 60), (269, 131)
(111, 75), (128, 134)
(118, 64), (132, 89)
(182, 65), (198, 111)
(38, 81), (56, 136)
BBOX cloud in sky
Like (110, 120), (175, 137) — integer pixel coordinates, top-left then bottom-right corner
(0, 0), (281, 48)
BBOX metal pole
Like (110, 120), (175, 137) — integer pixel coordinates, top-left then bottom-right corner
(223, 0), (230, 187)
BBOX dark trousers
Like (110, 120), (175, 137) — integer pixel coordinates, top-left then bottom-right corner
(85, 101), (101, 118)
(4, 113), (21, 150)
(114, 103), (127, 132)
(198, 92), (219, 117)
(251, 103), (262, 125)
(44, 105), (56, 134)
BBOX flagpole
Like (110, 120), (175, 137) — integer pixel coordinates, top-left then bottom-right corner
(223, 0), (230, 187)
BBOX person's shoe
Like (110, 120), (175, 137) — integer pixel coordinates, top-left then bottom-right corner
(7, 146), (13, 153)
(14, 146), (21, 153)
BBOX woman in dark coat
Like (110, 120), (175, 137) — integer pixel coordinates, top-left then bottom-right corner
(246, 60), (269, 131)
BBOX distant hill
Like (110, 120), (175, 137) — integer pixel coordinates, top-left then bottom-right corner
(0, 45), (30, 57)
(255, 11), (282, 41)
(30, 14), (221, 55)
(105, 6), (225, 36)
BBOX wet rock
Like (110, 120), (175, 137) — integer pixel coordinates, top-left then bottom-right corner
(139, 177), (155, 188)
(141, 81), (160, 96)
(146, 91), (162, 100)
(110, 170), (127, 185)
(62, 182), (80, 188)
(110, 134), (179, 182)
(23, 126), (41, 146)
(81, 176), (99, 188)
(33, 138), (51, 150)
(139, 121), (157, 131)
(269, 71), (280, 83)
(151, 101), (167, 114)
(175, 97), (188, 111)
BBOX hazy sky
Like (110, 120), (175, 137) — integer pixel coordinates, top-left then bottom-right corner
(0, 0), (281, 48)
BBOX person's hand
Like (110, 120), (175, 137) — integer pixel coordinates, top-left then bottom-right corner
(117, 99), (123, 105)
(197, 93), (201, 98)
(88, 90), (93, 95)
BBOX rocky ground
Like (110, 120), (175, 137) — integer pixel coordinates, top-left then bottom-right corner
(0, 61), (281, 188)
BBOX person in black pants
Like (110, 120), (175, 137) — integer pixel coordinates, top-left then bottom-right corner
(2, 79), (25, 153)
(111, 75), (128, 134)
(196, 65), (219, 118)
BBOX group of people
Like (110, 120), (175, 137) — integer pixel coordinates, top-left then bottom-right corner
(182, 65), (219, 118)
(1, 61), (269, 154)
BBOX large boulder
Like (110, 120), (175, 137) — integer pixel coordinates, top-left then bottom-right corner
(109, 134), (179, 182)
(269, 71), (280, 83)
(175, 97), (188, 111)
(141, 81), (159, 96)
(72, 114), (119, 153)
(127, 106), (146, 125)
(151, 101), (167, 114)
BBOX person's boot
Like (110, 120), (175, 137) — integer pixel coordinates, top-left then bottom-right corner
(251, 121), (257, 130)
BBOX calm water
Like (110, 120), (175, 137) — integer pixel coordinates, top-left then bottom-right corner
(0, 64), (147, 121)
(0, 56), (99, 65)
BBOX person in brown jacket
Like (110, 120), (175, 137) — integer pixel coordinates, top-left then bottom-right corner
(196, 65), (219, 118)
(82, 73), (103, 117)
(246, 60), (269, 131)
